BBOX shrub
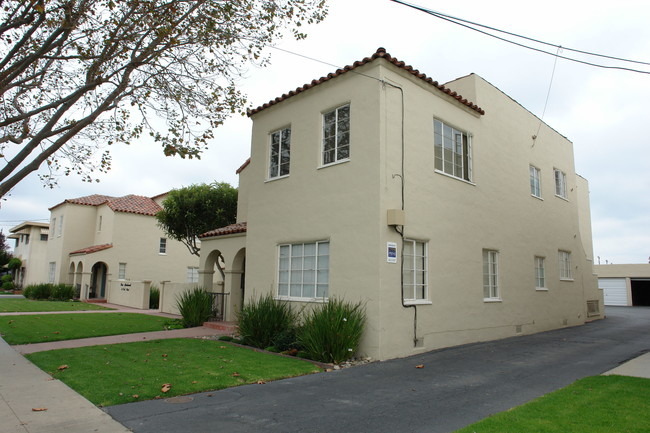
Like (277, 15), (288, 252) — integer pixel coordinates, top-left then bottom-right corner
(50, 284), (75, 301)
(149, 286), (160, 309)
(2, 281), (15, 291)
(1, 274), (12, 284)
(176, 287), (213, 328)
(7, 258), (22, 270)
(30, 283), (52, 300)
(21, 285), (33, 299)
(298, 298), (366, 364)
(237, 293), (297, 350)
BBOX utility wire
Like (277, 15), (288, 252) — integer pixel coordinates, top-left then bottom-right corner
(391, 0), (650, 75)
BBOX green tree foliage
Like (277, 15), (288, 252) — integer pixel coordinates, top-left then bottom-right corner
(0, 230), (12, 267)
(0, 0), (327, 197)
(156, 182), (237, 256)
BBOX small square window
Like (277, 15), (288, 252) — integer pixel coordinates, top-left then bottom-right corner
(118, 263), (127, 280)
(159, 238), (167, 254)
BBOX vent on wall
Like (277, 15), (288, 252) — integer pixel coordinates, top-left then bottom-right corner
(587, 300), (600, 317)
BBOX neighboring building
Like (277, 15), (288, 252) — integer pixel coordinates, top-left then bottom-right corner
(596, 264), (650, 306)
(47, 193), (198, 300)
(8, 221), (50, 287)
(198, 48), (603, 361)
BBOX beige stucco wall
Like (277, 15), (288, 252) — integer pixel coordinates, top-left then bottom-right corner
(595, 263), (650, 278)
(233, 59), (601, 361)
(10, 223), (49, 286)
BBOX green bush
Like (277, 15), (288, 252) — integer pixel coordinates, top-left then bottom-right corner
(149, 286), (160, 309)
(2, 281), (15, 291)
(7, 258), (22, 270)
(1, 274), (12, 284)
(21, 283), (74, 301)
(298, 298), (366, 364)
(29, 283), (52, 300)
(176, 287), (213, 328)
(237, 293), (297, 350)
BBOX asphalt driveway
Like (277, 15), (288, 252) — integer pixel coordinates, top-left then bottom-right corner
(106, 307), (650, 433)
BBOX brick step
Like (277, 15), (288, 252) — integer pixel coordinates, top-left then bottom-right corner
(203, 321), (238, 333)
(83, 299), (108, 303)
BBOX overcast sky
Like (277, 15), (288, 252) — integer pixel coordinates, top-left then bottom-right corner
(1, 0), (648, 264)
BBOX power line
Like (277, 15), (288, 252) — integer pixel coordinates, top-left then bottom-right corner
(391, 0), (650, 75)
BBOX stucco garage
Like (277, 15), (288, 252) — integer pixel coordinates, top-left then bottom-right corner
(599, 278), (627, 306)
(631, 279), (650, 306)
(595, 264), (650, 307)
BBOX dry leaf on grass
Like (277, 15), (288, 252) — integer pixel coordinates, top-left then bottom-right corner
(257, 380), (266, 385)
(57, 365), (68, 371)
(161, 383), (172, 393)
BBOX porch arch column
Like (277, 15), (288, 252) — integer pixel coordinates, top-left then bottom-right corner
(224, 270), (243, 321)
(78, 272), (92, 300)
(198, 270), (216, 291)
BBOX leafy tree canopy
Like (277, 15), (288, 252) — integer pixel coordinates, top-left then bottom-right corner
(0, 0), (327, 197)
(0, 230), (12, 267)
(156, 181), (237, 257)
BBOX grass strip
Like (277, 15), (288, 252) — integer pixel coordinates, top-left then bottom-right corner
(454, 375), (650, 433)
(27, 338), (322, 407)
(0, 313), (172, 344)
(0, 298), (111, 312)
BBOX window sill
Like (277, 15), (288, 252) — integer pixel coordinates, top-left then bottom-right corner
(403, 300), (432, 306)
(434, 169), (476, 186)
(318, 158), (350, 170)
(560, 278), (574, 282)
(554, 194), (570, 202)
(535, 287), (549, 291)
(275, 296), (329, 303)
(265, 174), (289, 183)
(483, 298), (502, 303)
(531, 194), (544, 201)
(158, 253), (167, 256)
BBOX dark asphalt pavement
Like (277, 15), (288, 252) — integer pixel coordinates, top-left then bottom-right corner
(106, 307), (650, 433)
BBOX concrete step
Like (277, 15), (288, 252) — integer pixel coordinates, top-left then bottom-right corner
(203, 321), (238, 334)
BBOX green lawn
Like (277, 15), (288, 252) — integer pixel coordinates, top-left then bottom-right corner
(0, 298), (111, 312)
(27, 338), (322, 406)
(0, 313), (173, 344)
(455, 375), (650, 433)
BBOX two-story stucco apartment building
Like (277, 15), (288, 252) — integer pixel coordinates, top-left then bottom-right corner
(8, 221), (50, 287)
(198, 48), (603, 361)
(47, 193), (198, 300)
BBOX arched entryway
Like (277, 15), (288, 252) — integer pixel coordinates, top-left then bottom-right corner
(90, 262), (108, 299)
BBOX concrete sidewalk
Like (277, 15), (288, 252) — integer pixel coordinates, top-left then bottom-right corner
(603, 351), (650, 378)
(0, 336), (131, 433)
(0, 302), (232, 433)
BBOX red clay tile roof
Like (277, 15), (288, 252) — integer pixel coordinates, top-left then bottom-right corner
(247, 47), (485, 116)
(199, 222), (247, 238)
(107, 195), (162, 216)
(69, 243), (113, 256)
(50, 194), (162, 216)
(236, 158), (251, 174)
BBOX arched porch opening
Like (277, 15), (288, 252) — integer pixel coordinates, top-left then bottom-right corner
(90, 262), (108, 299)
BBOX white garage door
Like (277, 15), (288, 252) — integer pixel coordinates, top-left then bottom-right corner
(599, 278), (628, 306)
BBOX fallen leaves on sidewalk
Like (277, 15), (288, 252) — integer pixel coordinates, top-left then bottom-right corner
(32, 408), (47, 412)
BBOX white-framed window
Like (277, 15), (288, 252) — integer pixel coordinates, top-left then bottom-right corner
(159, 238), (167, 254)
(118, 263), (127, 280)
(40, 233), (48, 241)
(558, 250), (573, 280)
(278, 241), (329, 300)
(483, 249), (500, 300)
(51, 217), (56, 235)
(48, 262), (56, 283)
(554, 168), (567, 199)
(58, 215), (63, 237)
(98, 215), (103, 232)
(403, 239), (428, 303)
(434, 119), (472, 181)
(530, 165), (542, 198)
(534, 256), (546, 289)
(21, 234), (29, 245)
(269, 127), (291, 179)
(187, 266), (199, 283)
(322, 104), (350, 165)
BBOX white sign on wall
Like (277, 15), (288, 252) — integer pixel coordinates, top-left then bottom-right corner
(387, 242), (397, 263)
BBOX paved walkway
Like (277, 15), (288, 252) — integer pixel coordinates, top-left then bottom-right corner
(0, 302), (230, 433)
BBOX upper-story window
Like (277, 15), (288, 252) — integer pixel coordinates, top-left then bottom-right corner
(57, 215), (64, 237)
(98, 215), (103, 232)
(554, 168), (567, 199)
(269, 127), (291, 179)
(558, 250), (573, 280)
(434, 119), (472, 181)
(159, 238), (167, 254)
(322, 104), (350, 165)
(483, 249), (500, 300)
(530, 165), (542, 198)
